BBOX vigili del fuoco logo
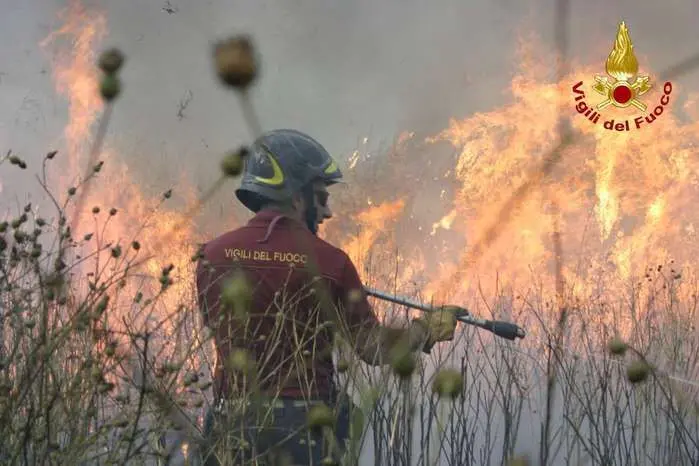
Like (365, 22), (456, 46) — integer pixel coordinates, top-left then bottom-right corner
(572, 21), (672, 132)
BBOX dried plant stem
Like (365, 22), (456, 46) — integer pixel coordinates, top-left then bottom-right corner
(541, 1), (570, 463)
(238, 90), (263, 139)
(70, 103), (114, 236)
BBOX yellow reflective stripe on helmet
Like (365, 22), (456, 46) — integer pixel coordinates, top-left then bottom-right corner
(324, 160), (338, 174)
(254, 149), (285, 186)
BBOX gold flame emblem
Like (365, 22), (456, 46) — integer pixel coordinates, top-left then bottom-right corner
(593, 21), (652, 111)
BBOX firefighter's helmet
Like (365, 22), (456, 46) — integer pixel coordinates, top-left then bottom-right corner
(235, 129), (343, 212)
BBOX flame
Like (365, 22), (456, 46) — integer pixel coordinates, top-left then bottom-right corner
(342, 200), (405, 267)
(323, 34), (699, 340)
(430, 209), (457, 235)
(605, 21), (639, 82)
(42, 1), (206, 371)
(40, 0), (106, 187)
(42, 1), (699, 361)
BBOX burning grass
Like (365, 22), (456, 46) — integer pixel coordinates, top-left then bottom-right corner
(1, 2), (699, 465)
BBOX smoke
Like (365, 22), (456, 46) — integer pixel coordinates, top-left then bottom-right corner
(2, 0), (698, 219)
(1, 1), (698, 463)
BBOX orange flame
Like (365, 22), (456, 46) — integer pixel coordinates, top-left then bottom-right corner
(325, 36), (699, 342)
(342, 199), (405, 267)
(40, 0), (106, 187)
(42, 1), (206, 372)
(42, 1), (699, 356)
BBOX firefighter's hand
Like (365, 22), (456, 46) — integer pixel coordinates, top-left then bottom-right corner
(414, 307), (459, 351)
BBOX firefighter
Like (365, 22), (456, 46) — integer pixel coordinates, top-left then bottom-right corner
(196, 129), (458, 465)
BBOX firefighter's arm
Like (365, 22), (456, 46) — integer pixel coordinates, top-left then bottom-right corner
(338, 258), (455, 366)
(350, 313), (430, 366)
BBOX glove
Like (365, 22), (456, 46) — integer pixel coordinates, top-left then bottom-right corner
(413, 306), (459, 353)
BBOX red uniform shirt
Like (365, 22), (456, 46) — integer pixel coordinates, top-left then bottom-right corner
(196, 209), (379, 400)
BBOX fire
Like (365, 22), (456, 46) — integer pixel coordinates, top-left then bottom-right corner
(326, 36), (699, 339)
(430, 209), (456, 236)
(41, 1), (698, 354)
(342, 199), (405, 266)
(40, 0), (106, 185)
(42, 1), (204, 367)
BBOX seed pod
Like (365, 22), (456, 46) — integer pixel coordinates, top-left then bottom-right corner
(91, 367), (103, 383)
(220, 270), (252, 319)
(94, 296), (110, 316)
(336, 359), (350, 373)
(159, 275), (173, 288)
(390, 343), (416, 379)
(98, 48), (125, 74)
(307, 403), (334, 431)
(213, 36), (258, 89)
(100, 75), (121, 101)
(228, 348), (255, 376)
(432, 368), (463, 399)
(220, 149), (246, 177)
(14, 230), (26, 243)
(607, 337), (628, 356)
(627, 360), (651, 384)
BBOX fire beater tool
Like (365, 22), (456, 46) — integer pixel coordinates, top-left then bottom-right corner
(364, 287), (526, 341)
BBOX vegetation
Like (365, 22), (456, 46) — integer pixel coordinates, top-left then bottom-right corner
(1, 30), (698, 466)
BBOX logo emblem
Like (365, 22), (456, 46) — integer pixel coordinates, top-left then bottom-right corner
(571, 21), (672, 132)
(592, 21), (651, 111)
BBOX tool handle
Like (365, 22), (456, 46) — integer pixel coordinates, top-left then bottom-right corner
(483, 320), (526, 340)
(364, 286), (527, 341)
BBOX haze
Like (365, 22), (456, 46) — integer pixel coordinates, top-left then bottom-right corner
(1, 0), (697, 224)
